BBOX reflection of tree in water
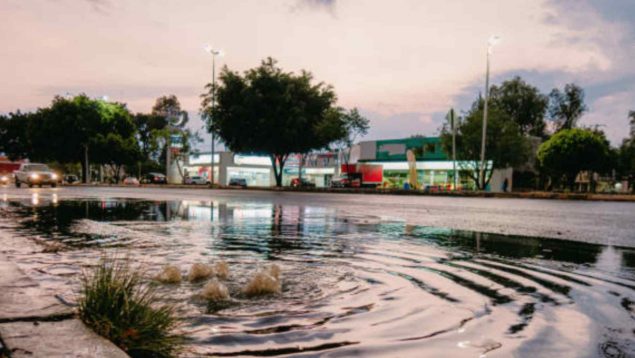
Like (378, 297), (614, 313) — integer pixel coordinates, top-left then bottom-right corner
(9, 199), (168, 245)
(404, 227), (603, 265)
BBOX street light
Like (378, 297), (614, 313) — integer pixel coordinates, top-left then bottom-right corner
(204, 45), (224, 187)
(479, 35), (500, 190)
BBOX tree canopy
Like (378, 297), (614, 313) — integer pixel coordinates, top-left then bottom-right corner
(201, 58), (347, 186)
(489, 76), (548, 137)
(440, 100), (530, 190)
(537, 128), (611, 190)
(548, 83), (587, 132)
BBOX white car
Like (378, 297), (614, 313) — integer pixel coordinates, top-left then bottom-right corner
(14, 163), (59, 188)
(185, 175), (209, 185)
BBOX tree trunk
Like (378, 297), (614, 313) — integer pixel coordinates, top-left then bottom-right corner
(270, 154), (287, 187)
(82, 145), (89, 184)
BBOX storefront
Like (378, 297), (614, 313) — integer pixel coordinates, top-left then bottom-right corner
(355, 137), (506, 191)
(183, 153), (220, 184)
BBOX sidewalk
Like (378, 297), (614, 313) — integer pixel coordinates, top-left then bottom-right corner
(0, 254), (127, 357)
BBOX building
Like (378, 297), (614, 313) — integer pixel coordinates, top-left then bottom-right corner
(184, 152), (337, 187)
(183, 136), (513, 192)
(352, 137), (512, 192)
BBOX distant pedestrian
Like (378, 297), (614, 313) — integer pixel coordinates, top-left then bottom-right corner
(502, 178), (509, 193)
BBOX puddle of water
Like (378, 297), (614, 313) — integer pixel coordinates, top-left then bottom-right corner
(1, 196), (634, 357)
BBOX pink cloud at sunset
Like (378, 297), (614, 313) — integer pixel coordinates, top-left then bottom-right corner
(1, 0), (633, 145)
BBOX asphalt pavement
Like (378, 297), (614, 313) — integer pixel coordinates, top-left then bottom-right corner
(2, 185), (635, 247)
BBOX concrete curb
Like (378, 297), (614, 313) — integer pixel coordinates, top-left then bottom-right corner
(0, 255), (128, 357)
(64, 183), (635, 202)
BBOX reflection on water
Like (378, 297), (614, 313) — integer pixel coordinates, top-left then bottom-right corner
(1, 195), (634, 357)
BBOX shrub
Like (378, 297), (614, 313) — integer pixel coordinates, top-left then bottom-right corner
(78, 258), (184, 358)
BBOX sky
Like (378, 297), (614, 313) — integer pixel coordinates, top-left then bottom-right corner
(1, 0), (633, 149)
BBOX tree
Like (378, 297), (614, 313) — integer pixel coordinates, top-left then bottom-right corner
(548, 83), (587, 132)
(0, 111), (33, 160)
(629, 110), (635, 138)
(537, 128), (611, 190)
(30, 95), (137, 183)
(331, 108), (370, 168)
(489, 76), (548, 137)
(440, 101), (530, 190)
(134, 113), (167, 161)
(201, 58), (345, 186)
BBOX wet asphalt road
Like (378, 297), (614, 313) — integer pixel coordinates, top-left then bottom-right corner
(2, 185), (635, 247)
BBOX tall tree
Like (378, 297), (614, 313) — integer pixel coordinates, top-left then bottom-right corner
(548, 83), (587, 132)
(331, 108), (370, 168)
(537, 128), (611, 190)
(629, 110), (635, 138)
(201, 58), (345, 186)
(0, 111), (33, 160)
(30, 95), (136, 183)
(489, 76), (548, 137)
(440, 101), (530, 190)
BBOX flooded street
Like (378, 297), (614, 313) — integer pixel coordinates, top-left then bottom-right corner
(1, 188), (634, 357)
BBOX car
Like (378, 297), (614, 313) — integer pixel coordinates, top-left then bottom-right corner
(184, 175), (209, 185)
(290, 177), (316, 188)
(228, 178), (247, 188)
(123, 176), (140, 186)
(63, 174), (79, 184)
(0, 174), (11, 186)
(141, 172), (167, 184)
(14, 163), (59, 188)
(329, 175), (350, 188)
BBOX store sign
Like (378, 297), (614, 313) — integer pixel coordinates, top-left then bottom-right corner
(234, 155), (270, 166)
(170, 134), (183, 149)
(189, 153), (219, 165)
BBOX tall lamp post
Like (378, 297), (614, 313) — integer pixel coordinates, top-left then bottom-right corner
(205, 45), (223, 187)
(479, 35), (500, 190)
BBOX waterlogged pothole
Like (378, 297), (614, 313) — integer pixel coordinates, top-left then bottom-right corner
(0, 197), (634, 357)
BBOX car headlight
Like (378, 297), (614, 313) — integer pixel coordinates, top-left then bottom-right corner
(51, 173), (58, 180)
(0, 176), (7, 182)
(30, 173), (40, 180)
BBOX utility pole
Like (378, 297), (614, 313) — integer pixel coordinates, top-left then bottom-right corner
(205, 46), (223, 187)
(450, 108), (457, 190)
(479, 36), (500, 190)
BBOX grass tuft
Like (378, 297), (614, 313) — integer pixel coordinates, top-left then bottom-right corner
(78, 258), (185, 358)
(188, 263), (214, 282)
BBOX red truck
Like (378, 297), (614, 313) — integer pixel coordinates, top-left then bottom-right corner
(333, 164), (383, 188)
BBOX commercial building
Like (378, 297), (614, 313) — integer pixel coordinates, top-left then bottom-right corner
(351, 137), (512, 191)
(183, 136), (513, 192)
(183, 152), (337, 187)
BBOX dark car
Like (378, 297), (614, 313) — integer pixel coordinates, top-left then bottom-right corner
(142, 172), (167, 184)
(290, 177), (316, 188)
(228, 178), (247, 188)
(64, 175), (79, 184)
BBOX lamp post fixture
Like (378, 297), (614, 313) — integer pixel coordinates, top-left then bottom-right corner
(205, 45), (223, 187)
(479, 35), (500, 190)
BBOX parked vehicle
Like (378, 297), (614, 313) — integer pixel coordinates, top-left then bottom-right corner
(184, 175), (209, 185)
(228, 178), (248, 188)
(141, 172), (167, 184)
(340, 164), (383, 188)
(123, 176), (140, 186)
(14, 163), (59, 188)
(290, 177), (316, 188)
(63, 174), (79, 184)
(330, 175), (350, 188)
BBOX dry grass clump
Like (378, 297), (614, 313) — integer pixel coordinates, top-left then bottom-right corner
(214, 261), (230, 280)
(188, 263), (214, 282)
(155, 265), (182, 284)
(201, 279), (230, 301)
(243, 264), (282, 297)
(78, 258), (184, 358)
